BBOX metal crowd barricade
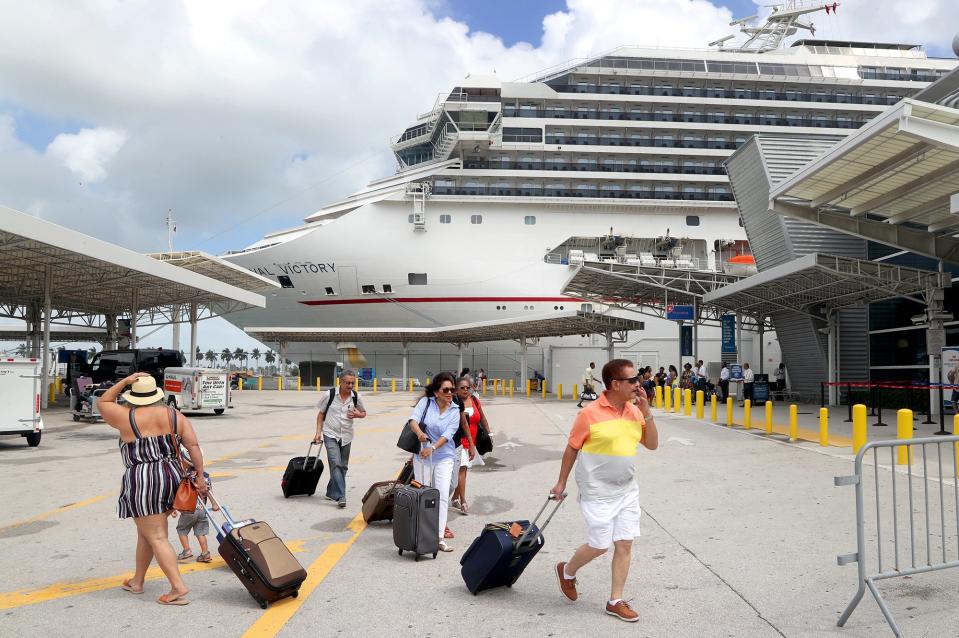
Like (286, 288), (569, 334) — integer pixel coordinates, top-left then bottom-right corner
(834, 435), (959, 637)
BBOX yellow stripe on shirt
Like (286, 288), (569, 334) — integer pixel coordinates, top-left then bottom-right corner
(580, 418), (644, 457)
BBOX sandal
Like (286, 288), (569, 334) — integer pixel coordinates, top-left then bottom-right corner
(460, 501), (469, 516)
(176, 549), (193, 561)
(196, 552), (212, 563)
(438, 540), (454, 552)
(121, 578), (144, 595)
(444, 526), (455, 539)
(451, 497), (461, 510)
(158, 593), (190, 606)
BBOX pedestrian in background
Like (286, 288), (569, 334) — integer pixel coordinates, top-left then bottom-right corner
(551, 359), (658, 622)
(314, 369), (367, 508)
(742, 362), (755, 405)
(719, 362), (730, 401)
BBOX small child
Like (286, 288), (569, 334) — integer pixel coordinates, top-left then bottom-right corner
(171, 471), (219, 563)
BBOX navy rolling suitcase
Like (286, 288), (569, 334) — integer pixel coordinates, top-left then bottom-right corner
(460, 494), (564, 594)
(281, 442), (324, 498)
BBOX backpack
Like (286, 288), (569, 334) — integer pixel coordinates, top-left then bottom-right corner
(321, 388), (359, 424)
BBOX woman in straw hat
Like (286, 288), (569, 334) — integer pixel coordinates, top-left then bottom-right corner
(99, 372), (208, 606)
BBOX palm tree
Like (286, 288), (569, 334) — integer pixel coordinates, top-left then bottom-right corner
(205, 349), (217, 367)
(234, 348), (247, 371)
(264, 350), (276, 374)
(14, 343), (27, 357)
(220, 348), (233, 370)
(195, 346), (203, 365)
(251, 347), (261, 373)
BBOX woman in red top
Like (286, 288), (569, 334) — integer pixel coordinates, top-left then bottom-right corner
(452, 375), (490, 516)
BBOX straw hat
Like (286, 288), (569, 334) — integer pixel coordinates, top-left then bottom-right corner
(122, 376), (165, 405)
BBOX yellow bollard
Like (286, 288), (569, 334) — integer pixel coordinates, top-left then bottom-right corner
(409, 379), (414, 393)
(335, 377), (339, 389)
(896, 409), (913, 464)
(744, 399), (751, 429)
(48, 383), (55, 405)
(55, 376), (62, 394)
(673, 387), (681, 413)
(278, 376), (283, 392)
(789, 404), (798, 442)
(655, 385), (663, 409)
(765, 400), (773, 434)
(710, 394), (717, 422)
(726, 397), (734, 426)
(852, 404), (867, 454)
(426, 376), (431, 387)
(558, 383), (563, 400)
(526, 380), (531, 398)
(542, 382), (547, 399)
(257, 376), (263, 391)
(695, 390), (705, 419)
(483, 379), (488, 395)
(391, 379), (396, 393)
(573, 384), (579, 401)
(664, 385), (672, 411)
(509, 379), (514, 397)
(819, 408), (829, 446)
(954, 414), (959, 462)
(683, 389), (692, 416)
(237, 376), (242, 392)
(316, 377), (321, 391)
(297, 377), (302, 392)
(373, 378), (378, 394)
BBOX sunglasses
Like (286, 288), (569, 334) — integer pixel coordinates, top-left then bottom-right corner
(439, 387), (454, 394)
(457, 385), (470, 390)
(615, 375), (641, 384)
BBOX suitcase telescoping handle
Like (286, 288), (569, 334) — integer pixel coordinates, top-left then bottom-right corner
(304, 440), (322, 471)
(198, 489), (239, 542)
(516, 493), (566, 548)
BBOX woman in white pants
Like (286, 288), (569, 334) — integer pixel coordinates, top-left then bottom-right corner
(407, 372), (462, 552)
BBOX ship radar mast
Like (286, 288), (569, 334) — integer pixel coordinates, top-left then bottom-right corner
(708, 1), (839, 52)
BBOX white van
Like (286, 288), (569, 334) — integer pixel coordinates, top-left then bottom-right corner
(162, 367), (229, 414)
(0, 358), (44, 446)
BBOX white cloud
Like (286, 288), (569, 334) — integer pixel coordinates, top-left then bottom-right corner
(46, 127), (127, 183)
(0, 0), (955, 349)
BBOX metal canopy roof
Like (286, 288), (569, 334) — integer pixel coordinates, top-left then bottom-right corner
(0, 206), (267, 325)
(245, 310), (644, 345)
(701, 253), (949, 320)
(560, 261), (754, 326)
(770, 100), (959, 251)
(148, 251), (278, 292)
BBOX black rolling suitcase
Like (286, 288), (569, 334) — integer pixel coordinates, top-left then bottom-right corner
(201, 492), (307, 609)
(460, 494), (565, 594)
(281, 442), (324, 498)
(393, 453), (439, 560)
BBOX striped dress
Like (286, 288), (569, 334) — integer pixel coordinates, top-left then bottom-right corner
(117, 408), (183, 519)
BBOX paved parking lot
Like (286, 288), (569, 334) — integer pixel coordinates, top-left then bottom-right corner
(1, 390), (957, 637)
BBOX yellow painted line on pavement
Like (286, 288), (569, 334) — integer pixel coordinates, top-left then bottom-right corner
(0, 540), (306, 610)
(0, 492), (115, 533)
(240, 513), (368, 638)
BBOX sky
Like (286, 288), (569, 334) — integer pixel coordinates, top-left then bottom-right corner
(0, 0), (957, 355)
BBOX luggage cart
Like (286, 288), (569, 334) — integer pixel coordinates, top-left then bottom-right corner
(71, 377), (108, 422)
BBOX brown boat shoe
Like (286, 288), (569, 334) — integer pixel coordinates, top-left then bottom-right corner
(555, 562), (578, 601)
(605, 599), (639, 622)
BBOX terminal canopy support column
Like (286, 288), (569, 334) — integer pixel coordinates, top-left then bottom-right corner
(171, 304), (181, 353)
(457, 343), (465, 375)
(401, 342), (408, 385)
(827, 312), (838, 406)
(40, 267), (52, 409)
(130, 289), (139, 348)
(520, 337), (528, 391)
(606, 331), (614, 362)
(188, 303), (198, 366)
(758, 322), (765, 375)
(105, 314), (117, 350)
(279, 341), (288, 377)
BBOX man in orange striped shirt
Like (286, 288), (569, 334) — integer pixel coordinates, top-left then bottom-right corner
(550, 359), (659, 623)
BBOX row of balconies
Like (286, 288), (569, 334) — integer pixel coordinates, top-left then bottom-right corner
(504, 108), (863, 128)
(462, 159), (725, 175)
(546, 83), (904, 105)
(431, 183), (734, 201)
(500, 133), (739, 149)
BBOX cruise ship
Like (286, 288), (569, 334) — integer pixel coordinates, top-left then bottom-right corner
(222, 2), (957, 385)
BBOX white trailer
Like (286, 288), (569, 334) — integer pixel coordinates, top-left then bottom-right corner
(0, 358), (44, 447)
(162, 367), (229, 415)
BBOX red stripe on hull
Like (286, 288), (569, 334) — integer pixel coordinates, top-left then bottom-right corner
(299, 296), (582, 306)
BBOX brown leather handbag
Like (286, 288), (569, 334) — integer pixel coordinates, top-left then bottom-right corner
(169, 407), (198, 512)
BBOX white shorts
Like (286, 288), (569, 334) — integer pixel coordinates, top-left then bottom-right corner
(580, 489), (641, 550)
(459, 447), (486, 468)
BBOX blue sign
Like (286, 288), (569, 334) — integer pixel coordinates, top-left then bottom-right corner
(729, 363), (743, 381)
(681, 325), (693, 357)
(721, 315), (736, 354)
(666, 304), (695, 321)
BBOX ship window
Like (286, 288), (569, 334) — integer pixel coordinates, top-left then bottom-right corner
(278, 275), (294, 289)
(581, 303), (593, 312)
(361, 285), (376, 294)
(470, 215), (483, 224)
(439, 214), (452, 224)
(382, 284), (392, 293)
(408, 214), (414, 223)
(325, 287), (335, 296)
(408, 273), (427, 285)
(524, 216), (536, 225)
